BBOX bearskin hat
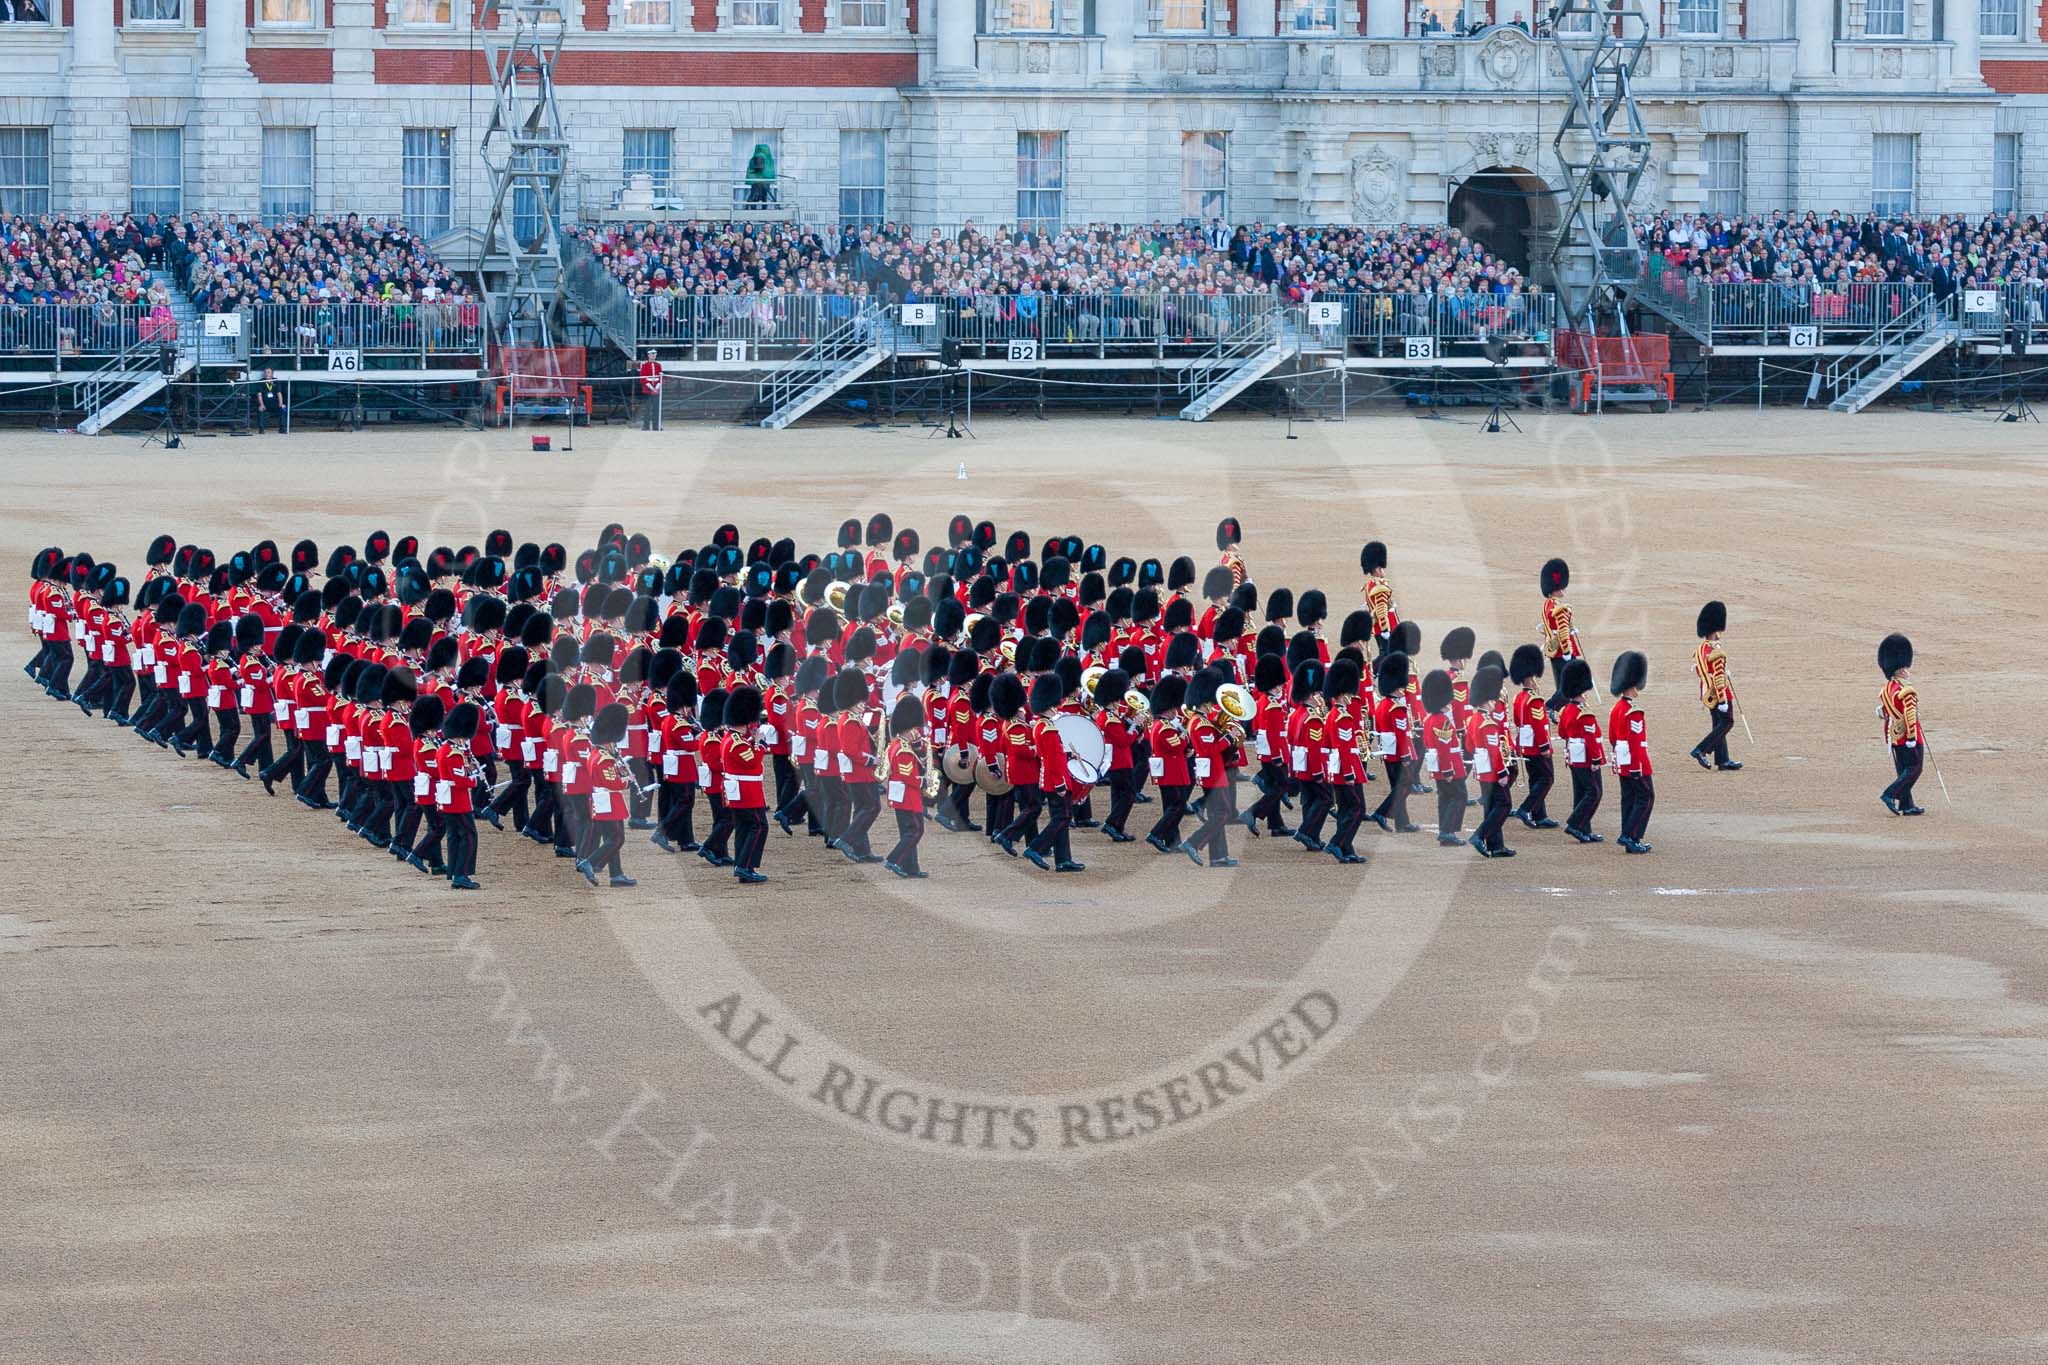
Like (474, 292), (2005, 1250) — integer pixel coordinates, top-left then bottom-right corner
(1297, 589), (1328, 630)
(1376, 651), (1410, 699)
(1697, 600), (1727, 639)
(1878, 633), (1913, 679)
(1509, 644), (1546, 685)
(442, 701), (481, 742)
(1439, 626), (1476, 662)
(590, 702), (629, 748)
(1560, 657), (1594, 699)
(1610, 650), (1649, 695)
(1541, 557), (1570, 596)
(410, 695), (447, 737)
(1469, 664), (1506, 708)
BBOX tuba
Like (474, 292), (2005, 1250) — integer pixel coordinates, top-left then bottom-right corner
(825, 580), (850, 614)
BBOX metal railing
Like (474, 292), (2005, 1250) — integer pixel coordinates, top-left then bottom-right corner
(635, 293), (866, 355)
(246, 303), (486, 364)
(0, 304), (158, 366)
(1822, 289), (1942, 398)
(1633, 278), (1934, 347)
(562, 233), (642, 355)
(1180, 303), (1285, 409)
(760, 301), (880, 421)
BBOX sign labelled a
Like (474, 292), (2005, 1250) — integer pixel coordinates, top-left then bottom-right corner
(203, 312), (242, 338)
(1404, 336), (1436, 361)
(717, 340), (750, 364)
(1787, 325), (1820, 350)
(1007, 339), (1040, 363)
(326, 348), (362, 373)
(900, 303), (937, 327)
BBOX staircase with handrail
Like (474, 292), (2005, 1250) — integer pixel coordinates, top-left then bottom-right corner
(77, 271), (200, 435)
(758, 302), (886, 429)
(1825, 293), (1957, 413)
(1178, 306), (1294, 421)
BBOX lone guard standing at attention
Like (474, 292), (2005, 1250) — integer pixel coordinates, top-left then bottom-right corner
(639, 350), (664, 431)
(1877, 633), (1926, 816)
(1690, 600), (1742, 771)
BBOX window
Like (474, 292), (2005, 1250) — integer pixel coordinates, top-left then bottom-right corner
(1676, 0), (1719, 34)
(1163, 0), (1205, 28)
(1864, 0), (1903, 36)
(126, 0), (182, 20)
(1182, 132), (1226, 222)
(402, 128), (454, 237)
(130, 128), (184, 216)
(400, 0), (451, 22)
(623, 0), (672, 21)
(1872, 133), (1916, 215)
(511, 148), (560, 249)
(1009, 0), (1054, 29)
(260, 128), (314, 221)
(840, 0), (887, 24)
(1017, 131), (1064, 233)
(732, 0), (780, 24)
(838, 130), (886, 227)
(1995, 134), (2021, 214)
(259, 0), (315, 21)
(0, 128), (51, 216)
(622, 129), (673, 199)
(732, 130), (782, 209)
(1982, 0), (2020, 37)
(1703, 133), (1743, 215)
(1289, 0), (1336, 27)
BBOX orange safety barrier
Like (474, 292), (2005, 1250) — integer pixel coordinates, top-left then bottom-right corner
(1557, 329), (1675, 411)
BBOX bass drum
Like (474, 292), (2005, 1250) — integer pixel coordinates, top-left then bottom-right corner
(1054, 712), (1109, 785)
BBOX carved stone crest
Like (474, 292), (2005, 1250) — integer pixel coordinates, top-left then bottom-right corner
(1476, 29), (1529, 87)
(1350, 144), (1405, 223)
(1366, 42), (1392, 75)
(1468, 130), (1537, 169)
(1878, 46), (1902, 77)
(1424, 43), (1457, 76)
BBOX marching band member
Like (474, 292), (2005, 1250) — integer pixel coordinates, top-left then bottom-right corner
(395, 695), (446, 875)
(1179, 669), (1238, 868)
(1093, 668), (1141, 844)
(1691, 600), (1742, 772)
(1465, 665), (1516, 859)
(1540, 557), (1583, 700)
(1556, 659), (1605, 843)
(1609, 651), (1655, 852)
(432, 701), (484, 890)
(1323, 658), (1370, 864)
(1509, 644), (1559, 829)
(1216, 517), (1246, 589)
(1283, 661), (1332, 853)
(1368, 652), (1419, 834)
(577, 703), (637, 888)
(723, 685), (772, 884)
(1241, 653), (1295, 840)
(835, 669), (884, 864)
(1359, 541), (1398, 658)
(991, 672), (1039, 857)
(1421, 668), (1468, 847)
(653, 670), (703, 853)
(1022, 675), (1083, 873)
(1143, 675), (1193, 854)
(883, 695), (931, 879)
(1877, 633), (1925, 816)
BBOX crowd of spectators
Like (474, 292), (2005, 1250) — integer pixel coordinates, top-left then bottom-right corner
(573, 217), (1532, 315)
(171, 214), (475, 314)
(3, 213), (173, 309)
(1638, 210), (2048, 299)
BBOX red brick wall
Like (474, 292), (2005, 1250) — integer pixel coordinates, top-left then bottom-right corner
(691, 0), (716, 29)
(250, 46), (337, 78)
(1984, 59), (2048, 91)
(374, 47), (919, 82)
(585, 0), (609, 28)
(800, 0), (824, 31)
(905, 0), (916, 29)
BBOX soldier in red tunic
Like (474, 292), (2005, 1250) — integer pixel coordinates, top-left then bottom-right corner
(1556, 659), (1606, 843)
(1465, 664), (1517, 858)
(1509, 643), (1560, 829)
(723, 685), (772, 884)
(1877, 633), (1926, 816)
(1690, 600), (1742, 772)
(883, 694), (932, 879)
(1608, 651), (1654, 853)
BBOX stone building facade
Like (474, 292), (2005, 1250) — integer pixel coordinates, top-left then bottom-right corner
(2, 0), (2041, 266)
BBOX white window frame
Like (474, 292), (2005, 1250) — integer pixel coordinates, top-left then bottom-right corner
(1981, 0), (2021, 37)
(838, 129), (887, 227)
(1017, 131), (1065, 234)
(1675, 0), (1719, 35)
(126, 0), (185, 23)
(1162, 0), (1207, 30)
(622, 129), (673, 200)
(0, 127), (52, 217)
(1864, 0), (1905, 38)
(1994, 133), (2021, 214)
(1182, 132), (1227, 223)
(730, 0), (782, 26)
(1871, 133), (1916, 216)
(260, 127), (315, 222)
(622, 0), (674, 24)
(130, 128), (185, 217)
(402, 127), (455, 238)
(1006, 0), (1056, 31)
(1703, 132), (1743, 216)
(255, 0), (319, 26)
(398, 0), (454, 26)
(838, 0), (889, 26)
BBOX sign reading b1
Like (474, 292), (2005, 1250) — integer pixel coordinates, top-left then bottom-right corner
(717, 340), (749, 364)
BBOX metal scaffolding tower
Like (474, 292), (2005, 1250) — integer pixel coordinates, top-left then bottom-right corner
(477, 0), (569, 347)
(1545, 0), (1653, 333)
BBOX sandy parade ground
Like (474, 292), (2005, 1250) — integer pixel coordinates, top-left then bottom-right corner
(2, 406), (2045, 1364)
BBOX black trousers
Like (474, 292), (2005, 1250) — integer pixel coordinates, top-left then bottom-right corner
(444, 811), (477, 879)
(1296, 778), (1332, 843)
(945, 778), (976, 830)
(1697, 703), (1734, 766)
(843, 782), (881, 857)
(888, 808), (925, 873)
(627, 758), (655, 822)
(363, 780), (398, 841)
(561, 792), (592, 858)
(1247, 761), (1292, 833)
(42, 640), (74, 693)
(1437, 776), (1469, 836)
(233, 713), (274, 771)
(298, 740), (333, 802)
(702, 791), (733, 858)
(1618, 773), (1655, 843)
(772, 755), (802, 821)
(1883, 744), (1922, 808)
(814, 774), (845, 842)
(1372, 758), (1414, 826)
(492, 763), (532, 829)
(1147, 784), (1191, 846)
(1517, 754), (1554, 821)
(1187, 783), (1234, 860)
(209, 708), (240, 761)
(1000, 784), (1043, 846)
(101, 667), (136, 720)
(1329, 782), (1365, 856)
(263, 732), (306, 789)
(1104, 766), (1136, 834)
(175, 696), (213, 752)
(732, 808), (768, 871)
(527, 775), (559, 839)
(658, 782), (698, 846)
(1477, 781), (1513, 851)
(395, 801), (431, 858)
(1566, 766), (1603, 834)
(1025, 789), (1072, 863)
(411, 806), (447, 867)
(584, 821), (625, 877)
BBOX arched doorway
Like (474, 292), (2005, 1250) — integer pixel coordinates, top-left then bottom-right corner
(1448, 165), (1556, 281)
